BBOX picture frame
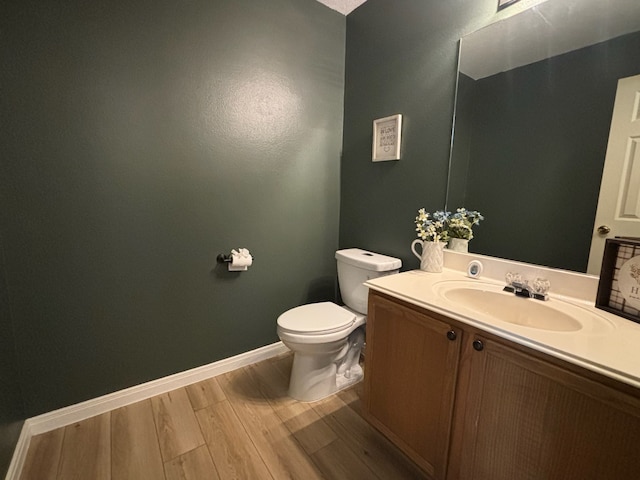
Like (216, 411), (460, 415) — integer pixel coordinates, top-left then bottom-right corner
(498, 0), (521, 10)
(372, 114), (402, 162)
(595, 237), (640, 324)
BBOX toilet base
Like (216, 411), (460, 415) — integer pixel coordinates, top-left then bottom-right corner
(336, 363), (363, 391)
(287, 328), (365, 402)
(288, 359), (363, 403)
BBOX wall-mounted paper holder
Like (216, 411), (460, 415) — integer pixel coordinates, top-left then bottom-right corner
(217, 248), (253, 271)
(216, 254), (232, 264)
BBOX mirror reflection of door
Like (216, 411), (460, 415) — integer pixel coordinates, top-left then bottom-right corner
(588, 74), (640, 274)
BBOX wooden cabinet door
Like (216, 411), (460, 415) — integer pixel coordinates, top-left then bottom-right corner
(449, 335), (640, 480)
(363, 292), (462, 479)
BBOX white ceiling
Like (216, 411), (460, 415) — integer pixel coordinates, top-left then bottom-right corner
(315, 0), (368, 15)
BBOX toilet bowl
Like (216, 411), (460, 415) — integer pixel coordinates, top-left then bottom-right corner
(276, 248), (401, 402)
(277, 302), (365, 401)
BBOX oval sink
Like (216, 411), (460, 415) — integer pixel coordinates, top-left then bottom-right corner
(443, 288), (581, 331)
(433, 281), (615, 334)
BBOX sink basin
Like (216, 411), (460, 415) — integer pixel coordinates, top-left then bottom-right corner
(433, 281), (614, 333)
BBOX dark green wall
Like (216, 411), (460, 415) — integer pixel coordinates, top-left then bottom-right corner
(0, 237), (24, 478)
(340, 0), (497, 266)
(0, 0), (345, 421)
(456, 31), (640, 272)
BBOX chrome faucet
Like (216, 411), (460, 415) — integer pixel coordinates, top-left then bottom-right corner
(504, 273), (550, 301)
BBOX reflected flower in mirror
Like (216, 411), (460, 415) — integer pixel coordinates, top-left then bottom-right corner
(448, 208), (484, 240)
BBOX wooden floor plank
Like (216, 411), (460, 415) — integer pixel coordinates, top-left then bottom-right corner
(57, 413), (111, 480)
(219, 367), (325, 479)
(248, 360), (338, 454)
(313, 392), (429, 479)
(151, 388), (205, 462)
(196, 400), (273, 480)
(111, 399), (165, 480)
(164, 445), (220, 480)
(311, 438), (379, 480)
(337, 383), (364, 415)
(186, 377), (226, 411)
(19, 429), (64, 480)
(18, 352), (427, 480)
(269, 353), (294, 379)
(248, 354), (293, 404)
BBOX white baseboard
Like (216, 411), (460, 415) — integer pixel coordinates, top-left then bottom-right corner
(4, 341), (289, 480)
(3, 423), (31, 480)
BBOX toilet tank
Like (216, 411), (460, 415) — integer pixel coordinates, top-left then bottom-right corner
(335, 248), (402, 314)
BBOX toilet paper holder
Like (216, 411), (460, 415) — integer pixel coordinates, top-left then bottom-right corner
(216, 254), (233, 264)
(217, 248), (253, 271)
(216, 253), (256, 263)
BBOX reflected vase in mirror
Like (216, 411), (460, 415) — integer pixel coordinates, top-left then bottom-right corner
(448, 238), (469, 253)
(411, 240), (445, 273)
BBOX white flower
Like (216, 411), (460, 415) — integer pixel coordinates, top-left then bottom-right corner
(414, 208), (483, 242)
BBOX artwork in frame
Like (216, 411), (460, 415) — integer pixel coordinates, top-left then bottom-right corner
(596, 237), (640, 324)
(498, 0), (521, 10)
(372, 114), (402, 162)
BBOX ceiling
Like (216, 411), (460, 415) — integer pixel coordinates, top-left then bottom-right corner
(315, 0), (368, 15)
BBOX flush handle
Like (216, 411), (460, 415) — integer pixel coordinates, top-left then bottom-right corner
(597, 225), (611, 235)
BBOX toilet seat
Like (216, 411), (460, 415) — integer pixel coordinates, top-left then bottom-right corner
(277, 302), (356, 335)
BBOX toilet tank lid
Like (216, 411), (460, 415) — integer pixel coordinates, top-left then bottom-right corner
(335, 248), (402, 271)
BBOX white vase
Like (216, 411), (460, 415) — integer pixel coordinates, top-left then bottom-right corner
(448, 238), (469, 253)
(411, 239), (445, 273)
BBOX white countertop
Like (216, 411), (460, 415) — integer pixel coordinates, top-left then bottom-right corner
(365, 268), (640, 389)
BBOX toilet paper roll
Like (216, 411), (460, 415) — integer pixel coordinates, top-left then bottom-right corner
(229, 248), (253, 271)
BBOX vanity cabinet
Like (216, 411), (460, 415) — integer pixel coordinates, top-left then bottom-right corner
(363, 291), (640, 480)
(448, 334), (640, 480)
(363, 291), (462, 478)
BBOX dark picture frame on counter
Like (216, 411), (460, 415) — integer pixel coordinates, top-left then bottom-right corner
(498, 0), (521, 10)
(596, 237), (640, 324)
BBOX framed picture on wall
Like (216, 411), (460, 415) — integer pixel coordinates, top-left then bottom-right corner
(498, 0), (521, 10)
(372, 114), (402, 162)
(596, 237), (640, 324)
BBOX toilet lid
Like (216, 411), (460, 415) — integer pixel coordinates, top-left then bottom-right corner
(277, 302), (356, 335)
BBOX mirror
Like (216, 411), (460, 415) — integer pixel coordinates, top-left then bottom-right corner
(447, 0), (640, 274)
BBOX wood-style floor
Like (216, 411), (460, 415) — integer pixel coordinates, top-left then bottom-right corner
(19, 353), (427, 479)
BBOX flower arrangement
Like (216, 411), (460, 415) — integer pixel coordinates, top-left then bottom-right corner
(414, 207), (483, 242)
(415, 209), (450, 243)
(447, 208), (484, 240)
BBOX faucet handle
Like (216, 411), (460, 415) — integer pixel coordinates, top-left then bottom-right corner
(531, 277), (550, 301)
(532, 277), (550, 294)
(505, 272), (523, 286)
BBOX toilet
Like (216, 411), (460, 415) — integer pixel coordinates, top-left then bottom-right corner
(276, 248), (401, 402)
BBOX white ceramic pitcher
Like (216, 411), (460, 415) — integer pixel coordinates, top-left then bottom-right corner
(411, 239), (445, 273)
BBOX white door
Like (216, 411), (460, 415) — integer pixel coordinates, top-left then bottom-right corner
(587, 74), (640, 275)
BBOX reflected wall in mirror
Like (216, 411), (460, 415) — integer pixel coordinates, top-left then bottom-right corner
(448, 0), (640, 274)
